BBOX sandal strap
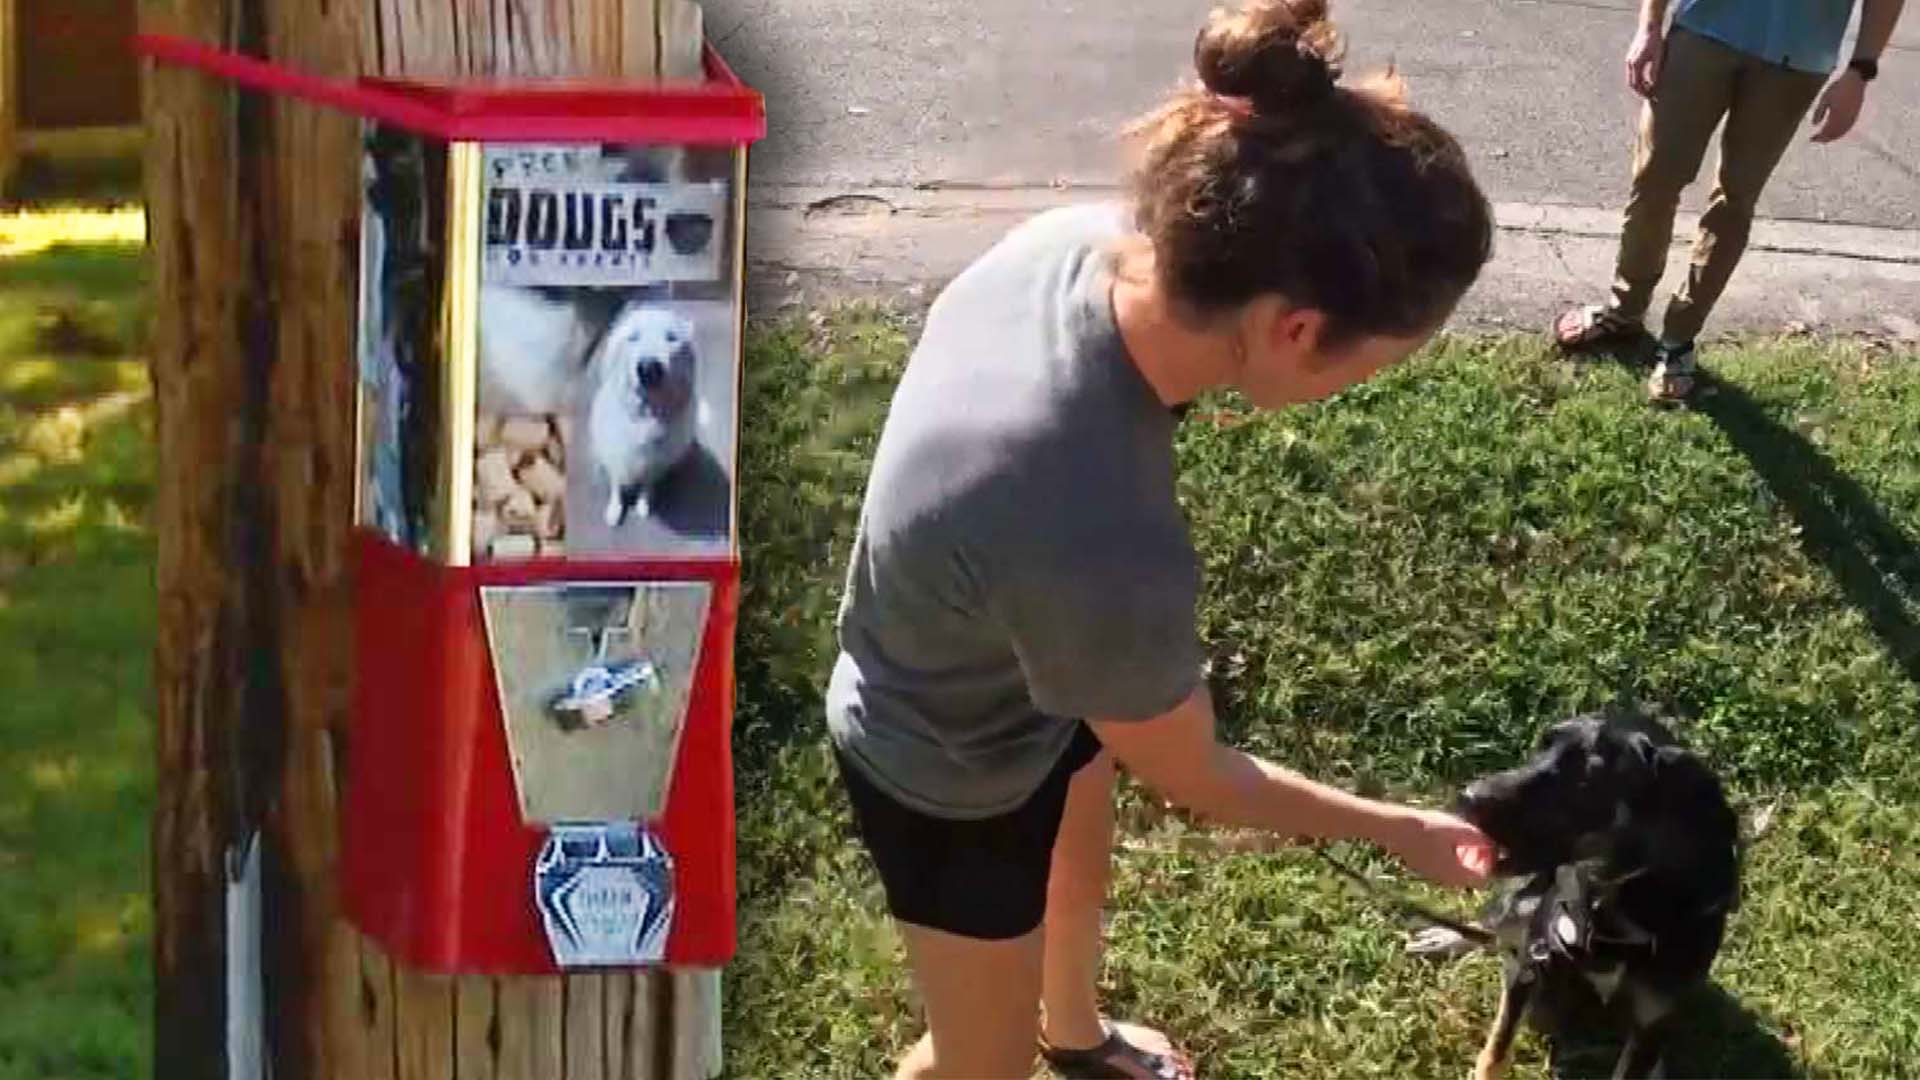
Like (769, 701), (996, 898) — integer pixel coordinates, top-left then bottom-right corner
(1654, 341), (1697, 370)
(1555, 304), (1640, 347)
(1039, 1023), (1190, 1080)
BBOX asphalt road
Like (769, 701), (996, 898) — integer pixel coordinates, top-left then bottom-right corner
(707, 0), (1920, 231)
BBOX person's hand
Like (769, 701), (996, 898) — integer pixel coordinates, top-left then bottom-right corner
(1625, 25), (1665, 98)
(1811, 70), (1867, 143)
(1387, 807), (1496, 889)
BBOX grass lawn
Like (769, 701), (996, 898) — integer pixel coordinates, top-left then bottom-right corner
(729, 314), (1920, 1078)
(4, 209), (1919, 1078)
(0, 211), (154, 1080)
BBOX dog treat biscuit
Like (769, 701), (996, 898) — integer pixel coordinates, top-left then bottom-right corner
(519, 455), (566, 503)
(473, 412), (567, 561)
(500, 487), (539, 531)
(499, 416), (550, 453)
(473, 508), (501, 552)
(489, 533), (539, 560)
(476, 447), (519, 506)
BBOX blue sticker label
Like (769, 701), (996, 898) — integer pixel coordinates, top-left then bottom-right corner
(534, 821), (674, 967)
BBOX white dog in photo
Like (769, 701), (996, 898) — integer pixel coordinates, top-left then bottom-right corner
(478, 284), (596, 416)
(589, 305), (704, 527)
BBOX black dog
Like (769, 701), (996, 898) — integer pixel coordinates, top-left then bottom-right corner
(1454, 708), (1740, 1080)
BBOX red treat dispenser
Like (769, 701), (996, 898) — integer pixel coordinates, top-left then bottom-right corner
(138, 35), (765, 974)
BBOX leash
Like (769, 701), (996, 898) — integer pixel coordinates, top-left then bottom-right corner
(1311, 847), (1495, 946)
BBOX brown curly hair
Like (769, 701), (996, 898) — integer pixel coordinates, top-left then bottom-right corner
(1125, 0), (1493, 347)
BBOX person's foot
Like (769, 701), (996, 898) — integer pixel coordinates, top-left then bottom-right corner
(1646, 339), (1698, 404)
(1039, 1019), (1194, 1079)
(1405, 925), (1481, 959)
(1552, 303), (1642, 353)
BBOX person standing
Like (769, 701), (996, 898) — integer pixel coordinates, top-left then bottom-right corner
(1552, 0), (1907, 401)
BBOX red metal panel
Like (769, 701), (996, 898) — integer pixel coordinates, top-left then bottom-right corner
(340, 531), (739, 973)
(133, 35), (766, 145)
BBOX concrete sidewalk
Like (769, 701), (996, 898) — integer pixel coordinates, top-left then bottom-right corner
(708, 0), (1920, 232)
(711, 0), (1919, 334)
(747, 185), (1920, 338)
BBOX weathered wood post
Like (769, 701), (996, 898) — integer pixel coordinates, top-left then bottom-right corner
(0, 0), (15, 192)
(144, 2), (726, 1076)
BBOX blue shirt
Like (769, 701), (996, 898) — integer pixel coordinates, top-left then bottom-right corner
(1673, 0), (1857, 74)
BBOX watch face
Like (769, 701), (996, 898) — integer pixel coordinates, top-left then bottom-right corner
(1852, 58), (1878, 81)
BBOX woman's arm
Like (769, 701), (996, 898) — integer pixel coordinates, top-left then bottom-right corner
(1091, 685), (1492, 888)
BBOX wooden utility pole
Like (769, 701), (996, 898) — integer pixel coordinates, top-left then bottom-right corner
(0, 0), (15, 193)
(143, 2), (718, 1077)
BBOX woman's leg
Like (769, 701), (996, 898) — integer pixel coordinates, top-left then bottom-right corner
(893, 920), (1045, 1079)
(1040, 751), (1189, 1071)
(1041, 750), (1116, 1048)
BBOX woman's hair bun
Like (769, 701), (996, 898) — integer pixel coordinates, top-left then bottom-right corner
(1194, 0), (1344, 114)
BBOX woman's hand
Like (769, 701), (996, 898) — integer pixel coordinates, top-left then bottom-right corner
(1384, 807), (1496, 889)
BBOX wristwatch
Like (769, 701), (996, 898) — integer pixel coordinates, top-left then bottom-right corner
(1849, 57), (1880, 82)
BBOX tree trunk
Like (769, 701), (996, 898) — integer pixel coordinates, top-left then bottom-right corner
(144, 2), (719, 1077)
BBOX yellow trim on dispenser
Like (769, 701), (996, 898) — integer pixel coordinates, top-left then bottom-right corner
(728, 147), (749, 558)
(441, 140), (484, 567)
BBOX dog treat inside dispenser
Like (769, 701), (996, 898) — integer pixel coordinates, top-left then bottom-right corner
(475, 410), (568, 560)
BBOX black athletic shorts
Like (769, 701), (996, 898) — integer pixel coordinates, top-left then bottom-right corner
(834, 722), (1104, 941)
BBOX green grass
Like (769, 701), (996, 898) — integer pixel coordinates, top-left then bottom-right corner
(7, 217), (1920, 1078)
(0, 228), (153, 1080)
(727, 315), (1920, 1078)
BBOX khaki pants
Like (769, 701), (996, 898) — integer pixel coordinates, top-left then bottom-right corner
(1611, 28), (1827, 342)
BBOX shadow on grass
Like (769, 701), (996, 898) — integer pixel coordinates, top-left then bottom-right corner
(1586, 334), (1920, 691)
(1695, 373), (1920, 686)
(2, 154), (144, 210)
(1544, 983), (1803, 1080)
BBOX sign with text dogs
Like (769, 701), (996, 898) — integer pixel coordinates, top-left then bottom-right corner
(483, 145), (728, 287)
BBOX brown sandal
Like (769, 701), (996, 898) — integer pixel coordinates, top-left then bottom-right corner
(1646, 340), (1698, 404)
(1039, 1022), (1194, 1080)
(1552, 304), (1642, 352)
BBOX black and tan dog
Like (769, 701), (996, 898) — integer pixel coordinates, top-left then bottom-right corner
(1451, 708), (1741, 1080)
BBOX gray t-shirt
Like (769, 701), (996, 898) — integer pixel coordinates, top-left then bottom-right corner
(825, 202), (1204, 820)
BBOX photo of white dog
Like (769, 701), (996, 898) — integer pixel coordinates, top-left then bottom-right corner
(478, 283), (596, 417)
(568, 297), (736, 557)
(588, 304), (705, 528)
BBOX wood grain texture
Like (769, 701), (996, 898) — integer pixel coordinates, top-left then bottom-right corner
(0, 0), (16, 192)
(324, 923), (373, 1080)
(144, 0), (255, 1071)
(669, 970), (722, 1080)
(356, 935), (401, 1080)
(497, 975), (566, 1080)
(658, 0), (703, 81)
(369, 0), (665, 81)
(395, 971), (456, 1080)
(455, 977), (501, 1080)
(565, 974), (609, 1080)
(603, 975), (634, 1080)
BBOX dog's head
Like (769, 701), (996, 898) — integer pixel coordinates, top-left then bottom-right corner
(1456, 709), (1706, 876)
(595, 306), (697, 419)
